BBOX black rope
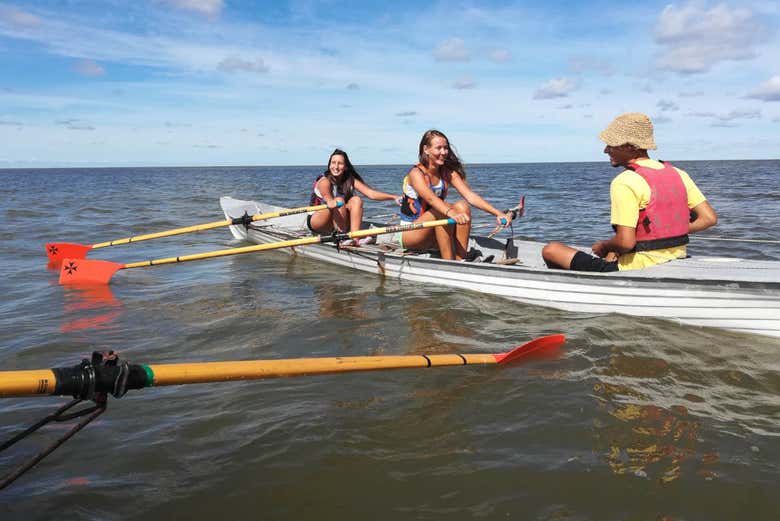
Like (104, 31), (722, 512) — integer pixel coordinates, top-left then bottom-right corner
(0, 351), (135, 491)
(0, 396), (107, 490)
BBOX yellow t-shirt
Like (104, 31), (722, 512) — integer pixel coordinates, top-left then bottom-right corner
(610, 158), (706, 271)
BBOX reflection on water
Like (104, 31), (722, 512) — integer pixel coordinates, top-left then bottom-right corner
(60, 285), (123, 332)
(315, 284), (370, 321)
(592, 346), (720, 484)
(402, 298), (479, 355)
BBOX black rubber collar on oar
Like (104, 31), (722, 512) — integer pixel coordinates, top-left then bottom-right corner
(320, 231), (352, 245)
(52, 351), (150, 400)
(231, 211), (254, 230)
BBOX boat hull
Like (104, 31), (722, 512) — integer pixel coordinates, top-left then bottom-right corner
(221, 197), (780, 338)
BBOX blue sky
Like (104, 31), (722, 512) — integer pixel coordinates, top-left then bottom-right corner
(1, 0), (779, 167)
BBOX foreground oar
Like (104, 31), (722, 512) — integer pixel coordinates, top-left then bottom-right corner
(0, 335), (565, 399)
(45, 202), (342, 263)
(0, 334), (565, 489)
(58, 218), (456, 285)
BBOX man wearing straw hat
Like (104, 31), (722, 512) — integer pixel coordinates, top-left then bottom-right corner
(542, 112), (718, 272)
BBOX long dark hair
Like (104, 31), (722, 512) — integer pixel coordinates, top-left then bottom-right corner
(323, 149), (364, 199)
(418, 129), (466, 180)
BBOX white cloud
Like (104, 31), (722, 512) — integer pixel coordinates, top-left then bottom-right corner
(688, 108), (762, 122)
(533, 77), (578, 99)
(748, 75), (780, 101)
(75, 59), (105, 77)
(433, 38), (469, 62)
(655, 2), (769, 74)
(159, 0), (223, 18)
(654, 115), (673, 124)
(0, 6), (41, 28)
(657, 99), (679, 112)
(396, 111), (416, 117)
(679, 90), (704, 97)
(346, 83), (359, 90)
(216, 55), (269, 73)
(487, 48), (511, 63)
(0, 119), (23, 126)
(453, 77), (476, 90)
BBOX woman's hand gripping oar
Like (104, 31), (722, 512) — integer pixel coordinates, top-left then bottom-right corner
(58, 218), (457, 285)
(45, 202), (343, 263)
(488, 195), (525, 239)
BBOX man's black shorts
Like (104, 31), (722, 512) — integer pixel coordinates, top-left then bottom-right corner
(570, 251), (619, 272)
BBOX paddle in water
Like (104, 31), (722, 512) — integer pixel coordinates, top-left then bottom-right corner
(58, 218), (457, 285)
(0, 334), (565, 489)
(0, 334), (565, 397)
(45, 201), (343, 263)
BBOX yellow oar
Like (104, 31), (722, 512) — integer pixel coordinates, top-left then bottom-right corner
(45, 202), (342, 263)
(0, 335), (564, 489)
(58, 218), (456, 285)
(0, 335), (565, 398)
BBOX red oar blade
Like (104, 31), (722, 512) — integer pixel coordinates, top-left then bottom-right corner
(46, 242), (93, 263)
(59, 258), (125, 285)
(494, 334), (565, 365)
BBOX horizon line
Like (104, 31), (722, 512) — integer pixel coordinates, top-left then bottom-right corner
(2, 157), (779, 171)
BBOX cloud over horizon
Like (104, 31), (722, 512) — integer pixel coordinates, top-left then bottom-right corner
(655, 2), (770, 74)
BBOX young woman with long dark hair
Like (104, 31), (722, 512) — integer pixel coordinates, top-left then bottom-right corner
(308, 149), (400, 245)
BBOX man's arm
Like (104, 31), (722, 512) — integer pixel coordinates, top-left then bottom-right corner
(592, 225), (636, 258)
(689, 201), (717, 233)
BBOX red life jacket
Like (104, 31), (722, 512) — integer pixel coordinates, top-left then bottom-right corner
(625, 161), (690, 251)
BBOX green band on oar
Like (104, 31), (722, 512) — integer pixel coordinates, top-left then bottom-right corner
(0, 335), (565, 398)
(45, 202), (342, 263)
(58, 218), (457, 285)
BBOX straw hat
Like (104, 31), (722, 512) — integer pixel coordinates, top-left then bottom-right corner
(598, 112), (657, 150)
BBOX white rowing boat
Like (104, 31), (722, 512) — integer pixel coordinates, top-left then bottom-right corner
(220, 197), (780, 339)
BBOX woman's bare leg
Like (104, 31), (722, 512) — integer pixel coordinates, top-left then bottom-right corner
(451, 200), (472, 260)
(308, 197), (347, 233)
(308, 208), (334, 233)
(345, 196), (364, 231)
(401, 208), (457, 259)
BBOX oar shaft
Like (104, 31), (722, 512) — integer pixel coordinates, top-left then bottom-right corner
(123, 236), (323, 268)
(91, 219), (232, 248)
(0, 335), (565, 398)
(0, 370), (56, 397)
(148, 354), (498, 385)
(694, 237), (780, 245)
(121, 218), (455, 270)
(91, 203), (332, 249)
(0, 354), (497, 398)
